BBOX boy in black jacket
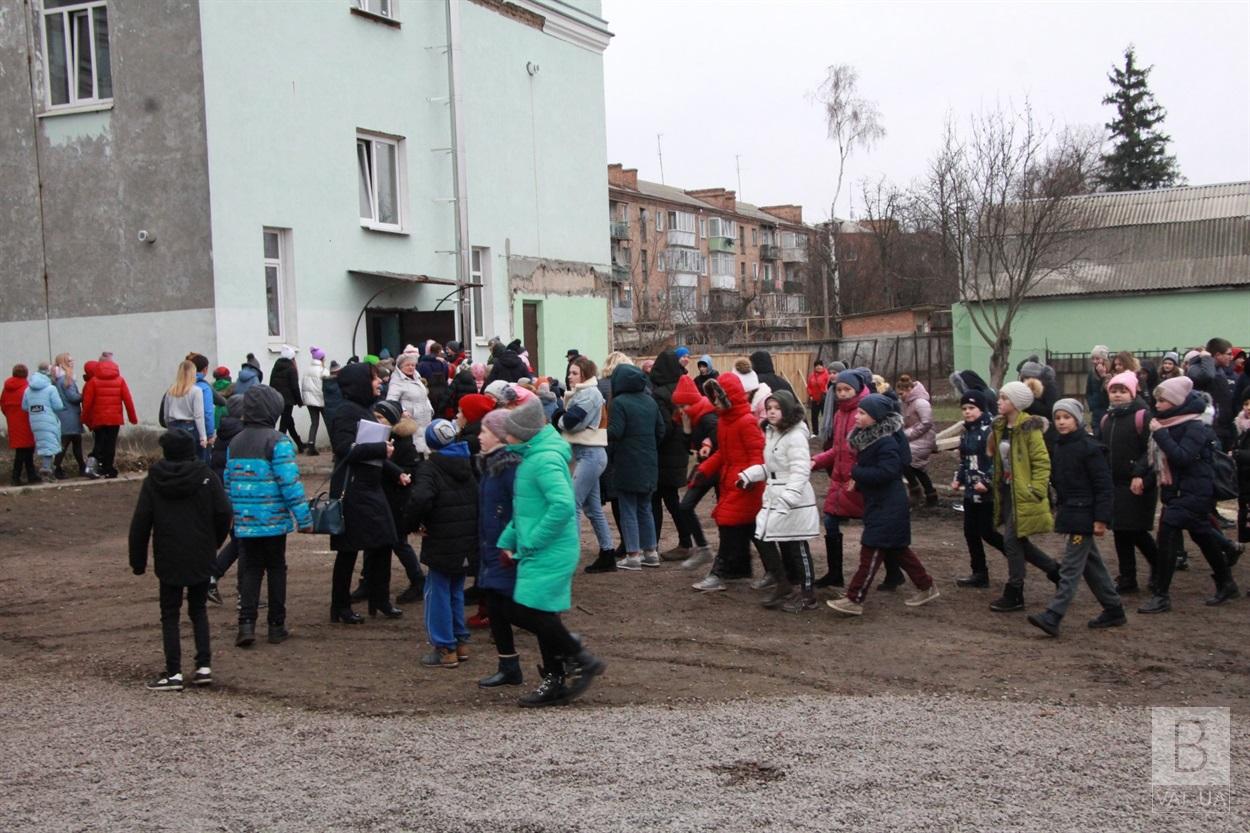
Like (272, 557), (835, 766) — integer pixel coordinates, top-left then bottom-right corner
(406, 419), (479, 668)
(1027, 399), (1126, 637)
(951, 390), (1005, 588)
(129, 429), (233, 690)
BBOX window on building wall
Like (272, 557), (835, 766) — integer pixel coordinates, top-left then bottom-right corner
(666, 210), (695, 233)
(752, 228), (759, 246)
(263, 228), (294, 342)
(739, 262), (746, 278)
(357, 131), (405, 231)
(470, 247), (488, 340)
(639, 208), (648, 240)
(707, 217), (738, 239)
(699, 218), (707, 239)
(739, 226), (747, 247)
(656, 211), (664, 232)
(763, 262), (774, 284)
(753, 262), (759, 280)
(42, 0), (112, 109)
(641, 249), (649, 279)
(354, 0), (394, 17)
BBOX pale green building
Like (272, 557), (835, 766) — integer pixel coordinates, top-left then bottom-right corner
(954, 182), (1250, 375)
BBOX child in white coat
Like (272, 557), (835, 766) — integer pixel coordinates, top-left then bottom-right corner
(738, 391), (821, 612)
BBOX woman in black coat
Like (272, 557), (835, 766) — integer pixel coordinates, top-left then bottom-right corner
(329, 362), (401, 623)
(649, 349), (692, 555)
(1101, 389), (1158, 593)
(269, 353), (306, 453)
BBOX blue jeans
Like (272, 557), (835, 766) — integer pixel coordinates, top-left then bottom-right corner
(618, 490), (657, 554)
(424, 568), (469, 650)
(572, 445), (614, 551)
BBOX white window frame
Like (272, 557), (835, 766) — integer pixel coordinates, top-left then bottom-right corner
(354, 0), (395, 18)
(40, 0), (112, 111)
(753, 262), (759, 279)
(666, 210), (695, 233)
(699, 218), (707, 239)
(357, 130), (407, 233)
(707, 217), (738, 239)
(709, 252), (735, 277)
(763, 262), (775, 285)
(263, 228), (296, 345)
(470, 246), (489, 341)
(656, 210), (664, 232)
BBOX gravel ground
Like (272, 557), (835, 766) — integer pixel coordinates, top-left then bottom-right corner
(4, 662), (1246, 833)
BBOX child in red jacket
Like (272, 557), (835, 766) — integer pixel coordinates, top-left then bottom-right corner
(690, 374), (765, 592)
(81, 358), (138, 478)
(810, 368), (871, 588)
(2, 365), (36, 485)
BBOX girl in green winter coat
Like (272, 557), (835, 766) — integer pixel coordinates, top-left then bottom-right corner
(495, 399), (606, 707)
(987, 380), (1061, 613)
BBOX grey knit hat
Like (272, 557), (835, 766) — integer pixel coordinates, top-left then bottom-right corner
(504, 398), (546, 442)
(1052, 398), (1084, 424)
(999, 381), (1035, 412)
(1162, 351), (1179, 364)
(1018, 360), (1046, 380)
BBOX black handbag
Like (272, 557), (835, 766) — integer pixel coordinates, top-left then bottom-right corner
(307, 462), (348, 535)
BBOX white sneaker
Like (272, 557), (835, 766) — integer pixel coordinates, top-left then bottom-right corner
(681, 546), (713, 571)
(828, 597), (863, 616)
(691, 574), (726, 592)
(750, 575), (776, 591)
(192, 667), (213, 686)
(640, 550), (661, 568)
(616, 555), (642, 571)
(904, 585), (941, 607)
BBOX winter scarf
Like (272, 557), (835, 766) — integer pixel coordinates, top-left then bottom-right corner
(848, 412), (904, 452)
(1150, 409), (1205, 487)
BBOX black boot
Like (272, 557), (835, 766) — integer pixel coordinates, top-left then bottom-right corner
(235, 621), (256, 647)
(583, 549), (618, 573)
(349, 582), (369, 602)
(396, 583), (423, 604)
(760, 572), (795, 609)
(989, 583), (1024, 612)
(814, 533), (843, 588)
(1204, 580), (1240, 607)
(518, 667), (570, 708)
(563, 650), (606, 702)
(1088, 607), (1127, 629)
(956, 572), (989, 588)
(267, 622), (290, 644)
(1138, 594), (1171, 614)
(479, 654), (524, 688)
(1027, 609), (1062, 637)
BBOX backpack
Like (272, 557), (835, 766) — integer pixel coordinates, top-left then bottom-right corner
(1208, 430), (1239, 501)
(1100, 407), (1146, 438)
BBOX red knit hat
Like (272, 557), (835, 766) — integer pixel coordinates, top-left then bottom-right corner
(672, 374), (703, 407)
(458, 393), (495, 424)
(213, 366), (231, 380)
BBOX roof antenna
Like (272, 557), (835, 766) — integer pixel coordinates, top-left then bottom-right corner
(657, 133), (665, 185)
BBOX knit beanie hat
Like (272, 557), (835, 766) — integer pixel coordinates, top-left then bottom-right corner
(422, 419), (457, 451)
(373, 400), (403, 426)
(504, 399), (546, 442)
(159, 428), (198, 461)
(378, 348), (392, 360)
(280, 345), (296, 361)
(458, 393), (495, 424)
(310, 346), (326, 360)
(959, 389), (987, 412)
(858, 393), (894, 423)
(1162, 351), (1179, 365)
(735, 369), (760, 394)
(834, 369), (863, 393)
(675, 346), (690, 359)
(672, 374), (703, 407)
(364, 354), (379, 365)
(510, 384), (537, 405)
(999, 380), (1034, 411)
(1018, 360), (1046, 380)
(1107, 370), (1139, 397)
(213, 366), (231, 380)
(483, 380), (516, 404)
(471, 362), (487, 382)
(828, 361), (847, 374)
(1052, 398), (1084, 424)
(1183, 350), (1202, 366)
(1154, 376), (1193, 407)
(482, 409), (511, 443)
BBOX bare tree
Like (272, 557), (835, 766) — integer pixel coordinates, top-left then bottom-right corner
(813, 64), (886, 333)
(913, 104), (1099, 387)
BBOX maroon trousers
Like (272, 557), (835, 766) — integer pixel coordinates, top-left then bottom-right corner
(846, 545), (933, 603)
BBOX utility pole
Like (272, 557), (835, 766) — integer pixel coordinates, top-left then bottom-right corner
(735, 154), (742, 197)
(657, 133), (665, 184)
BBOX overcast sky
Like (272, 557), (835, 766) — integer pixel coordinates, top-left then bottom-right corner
(602, 0), (1250, 221)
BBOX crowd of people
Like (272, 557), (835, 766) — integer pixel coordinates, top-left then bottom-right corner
(8, 333), (1249, 707)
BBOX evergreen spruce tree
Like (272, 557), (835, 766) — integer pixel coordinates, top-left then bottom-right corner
(1098, 46), (1182, 191)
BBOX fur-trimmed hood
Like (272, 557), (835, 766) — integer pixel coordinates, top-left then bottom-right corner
(481, 447), (522, 477)
(390, 416), (419, 438)
(763, 389), (805, 433)
(848, 411), (904, 451)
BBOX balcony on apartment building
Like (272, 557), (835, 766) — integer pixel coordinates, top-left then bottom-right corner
(709, 274), (737, 291)
(780, 232), (808, 263)
(665, 247), (707, 276)
(759, 244), (781, 261)
(611, 262), (629, 282)
(706, 217), (737, 253)
(667, 228), (697, 247)
(610, 220), (630, 240)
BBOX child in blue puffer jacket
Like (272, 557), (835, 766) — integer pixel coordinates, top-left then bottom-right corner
(22, 369), (64, 481)
(223, 385), (312, 648)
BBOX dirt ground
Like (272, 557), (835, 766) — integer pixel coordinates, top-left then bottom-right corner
(1, 450), (1246, 717)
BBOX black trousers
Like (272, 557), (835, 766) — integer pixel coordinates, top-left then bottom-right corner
(306, 406), (323, 447)
(677, 481), (713, 548)
(651, 486), (684, 547)
(10, 448), (36, 483)
(962, 499), (1004, 575)
(809, 399), (823, 433)
(214, 534), (241, 581)
(756, 539), (816, 592)
(483, 588), (516, 655)
(713, 523), (756, 579)
(1154, 521), (1231, 596)
(904, 466), (936, 496)
(93, 425), (119, 475)
(508, 600), (580, 674)
(359, 536), (425, 587)
(54, 434), (85, 473)
(333, 546), (391, 610)
(1239, 497), (1250, 545)
(278, 404), (304, 449)
(1112, 529), (1158, 586)
(159, 581), (211, 675)
(238, 535), (288, 625)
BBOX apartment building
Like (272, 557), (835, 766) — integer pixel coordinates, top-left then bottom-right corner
(607, 164), (813, 341)
(1, 0), (612, 429)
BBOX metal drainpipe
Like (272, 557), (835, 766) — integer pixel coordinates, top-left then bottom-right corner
(21, 6), (54, 361)
(445, 0), (471, 347)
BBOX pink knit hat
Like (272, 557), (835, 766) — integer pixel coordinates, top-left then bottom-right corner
(1154, 376), (1193, 407)
(471, 362), (487, 382)
(509, 384), (537, 405)
(481, 409), (511, 442)
(1107, 370), (1138, 397)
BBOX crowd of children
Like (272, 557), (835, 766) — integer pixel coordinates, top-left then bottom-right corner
(9, 333), (1248, 703)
